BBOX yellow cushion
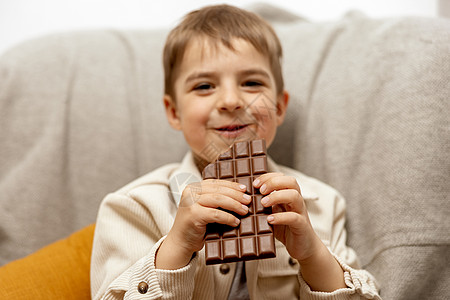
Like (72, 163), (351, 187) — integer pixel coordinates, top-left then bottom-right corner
(0, 224), (95, 299)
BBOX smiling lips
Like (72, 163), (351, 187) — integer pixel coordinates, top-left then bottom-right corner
(214, 124), (250, 138)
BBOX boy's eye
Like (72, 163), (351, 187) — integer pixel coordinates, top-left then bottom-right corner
(243, 81), (263, 87)
(193, 83), (213, 90)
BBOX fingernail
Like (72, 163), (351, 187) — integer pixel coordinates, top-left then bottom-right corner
(260, 184), (267, 194)
(243, 194), (251, 202)
(235, 218), (241, 226)
(253, 178), (260, 187)
(241, 204), (249, 213)
(261, 196), (269, 206)
(267, 215), (274, 223)
(239, 184), (247, 191)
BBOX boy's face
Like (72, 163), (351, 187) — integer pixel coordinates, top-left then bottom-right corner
(164, 38), (289, 164)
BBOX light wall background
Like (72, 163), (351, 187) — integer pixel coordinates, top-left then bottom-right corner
(0, 0), (445, 55)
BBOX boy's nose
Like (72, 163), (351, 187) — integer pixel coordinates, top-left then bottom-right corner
(218, 88), (244, 112)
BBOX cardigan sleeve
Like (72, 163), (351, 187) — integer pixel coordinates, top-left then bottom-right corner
(297, 253), (380, 299)
(91, 190), (198, 300)
(107, 237), (198, 300)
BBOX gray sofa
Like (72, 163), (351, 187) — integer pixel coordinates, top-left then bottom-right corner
(0, 5), (449, 299)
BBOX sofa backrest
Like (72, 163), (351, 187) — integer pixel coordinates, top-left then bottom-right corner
(271, 13), (450, 299)
(0, 28), (187, 264)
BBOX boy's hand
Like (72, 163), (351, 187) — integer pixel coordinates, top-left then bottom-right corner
(254, 172), (346, 292)
(253, 172), (321, 262)
(156, 179), (251, 270)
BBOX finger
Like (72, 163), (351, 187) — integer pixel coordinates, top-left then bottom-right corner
(267, 211), (305, 229)
(254, 174), (300, 195)
(201, 180), (251, 204)
(200, 206), (241, 227)
(252, 172), (284, 189)
(260, 189), (303, 212)
(184, 180), (251, 206)
(197, 193), (249, 216)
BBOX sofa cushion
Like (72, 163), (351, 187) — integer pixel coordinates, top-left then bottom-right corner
(0, 224), (94, 299)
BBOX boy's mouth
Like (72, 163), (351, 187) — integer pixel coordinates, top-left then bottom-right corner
(215, 124), (248, 132)
(214, 124), (250, 138)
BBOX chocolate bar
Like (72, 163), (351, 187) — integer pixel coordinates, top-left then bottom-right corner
(202, 139), (276, 265)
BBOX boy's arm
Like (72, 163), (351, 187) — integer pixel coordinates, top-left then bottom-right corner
(91, 192), (197, 300)
(297, 237), (346, 292)
(256, 172), (380, 298)
(155, 179), (250, 271)
(299, 191), (381, 299)
(256, 173), (345, 291)
(155, 231), (196, 270)
(92, 176), (248, 299)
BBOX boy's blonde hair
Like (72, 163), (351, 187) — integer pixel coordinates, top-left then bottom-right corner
(163, 4), (284, 99)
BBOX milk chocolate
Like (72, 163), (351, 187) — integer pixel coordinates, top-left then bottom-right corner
(202, 139), (276, 265)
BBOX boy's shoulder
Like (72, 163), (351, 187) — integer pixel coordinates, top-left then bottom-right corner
(111, 152), (201, 199)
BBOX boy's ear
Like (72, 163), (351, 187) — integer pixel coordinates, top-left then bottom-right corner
(163, 95), (182, 130)
(276, 90), (289, 126)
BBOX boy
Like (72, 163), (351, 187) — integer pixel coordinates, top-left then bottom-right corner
(91, 5), (380, 299)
